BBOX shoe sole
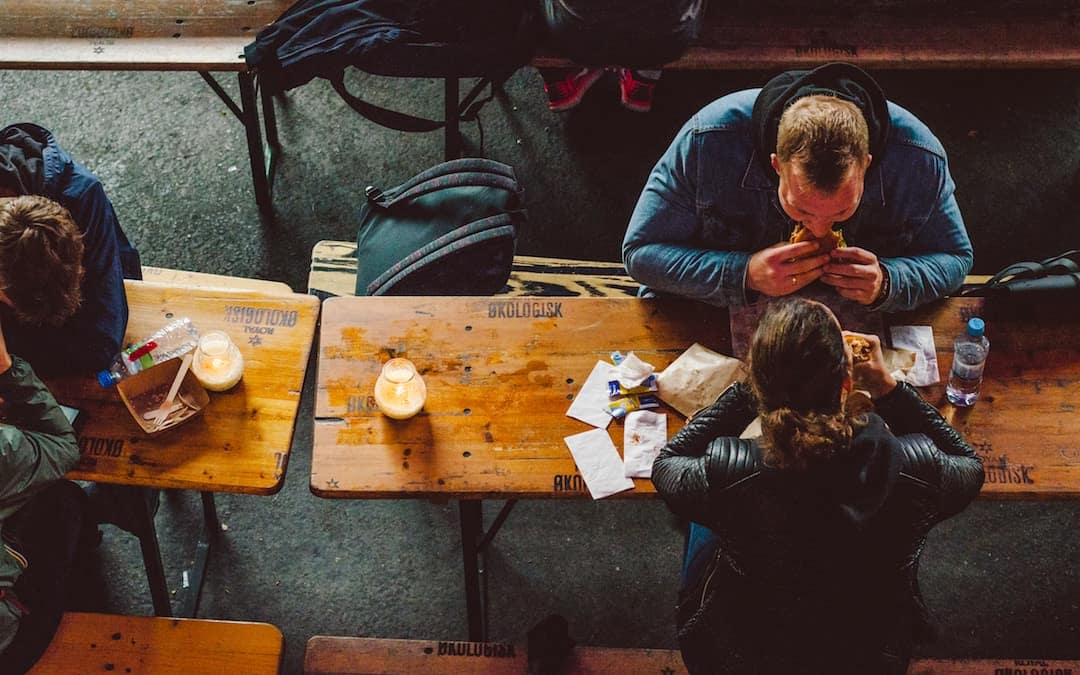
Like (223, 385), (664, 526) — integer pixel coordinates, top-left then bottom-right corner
(548, 69), (605, 112)
(619, 97), (652, 113)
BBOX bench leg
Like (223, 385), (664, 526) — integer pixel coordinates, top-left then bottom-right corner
(178, 491), (221, 618)
(133, 491), (174, 617)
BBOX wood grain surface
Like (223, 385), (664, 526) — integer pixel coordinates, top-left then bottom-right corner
(304, 636), (688, 675)
(314, 296), (729, 499)
(303, 636), (1080, 675)
(44, 280), (319, 494)
(30, 612), (283, 675)
(315, 295), (1080, 500)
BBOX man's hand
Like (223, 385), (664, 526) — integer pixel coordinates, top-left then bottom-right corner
(821, 247), (884, 305)
(747, 241), (830, 297)
(844, 330), (897, 400)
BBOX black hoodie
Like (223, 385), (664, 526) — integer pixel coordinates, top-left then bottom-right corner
(750, 62), (892, 176)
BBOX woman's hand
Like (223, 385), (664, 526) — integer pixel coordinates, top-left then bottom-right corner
(843, 330), (896, 399)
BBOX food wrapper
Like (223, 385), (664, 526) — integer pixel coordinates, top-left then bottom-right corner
(614, 352), (655, 388)
(656, 343), (747, 417)
(889, 325), (940, 386)
(883, 346), (918, 382)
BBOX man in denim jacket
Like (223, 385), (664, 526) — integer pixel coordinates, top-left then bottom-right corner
(623, 62), (973, 311)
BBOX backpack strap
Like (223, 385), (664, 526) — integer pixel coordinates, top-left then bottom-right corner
(329, 71), (509, 134)
(367, 214), (516, 295)
(1039, 249), (1080, 274)
(370, 170), (520, 208)
(329, 72), (445, 132)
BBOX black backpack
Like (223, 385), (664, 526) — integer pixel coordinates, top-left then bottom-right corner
(354, 159), (526, 296)
(245, 0), (537, 132)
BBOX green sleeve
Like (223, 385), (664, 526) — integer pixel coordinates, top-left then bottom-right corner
(0, 356), (81, 507)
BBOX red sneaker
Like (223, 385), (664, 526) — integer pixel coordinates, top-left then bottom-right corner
(543, 68), (604, 112)
(619, 69), (658, 113)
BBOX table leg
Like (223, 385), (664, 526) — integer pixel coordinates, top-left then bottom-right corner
(444, 77), (460, 161)
(459, 499), (484, 641)
(133, 489), (173, 617)
(238, 71), (273, 217)
(177, 491), (221, 618)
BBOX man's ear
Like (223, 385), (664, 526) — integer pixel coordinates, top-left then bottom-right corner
(770, 153), (781, 175)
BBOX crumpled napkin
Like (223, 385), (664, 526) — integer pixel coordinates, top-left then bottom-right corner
(623, 410), (667, 478)
(563, 428), (635, 500)
(614, 352), (655, 388)
(656, 343), (747, 417)
(889, 325), (940, 386)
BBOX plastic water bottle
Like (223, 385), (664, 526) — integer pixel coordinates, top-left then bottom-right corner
(946, 317), (990, 407)
(97, 317), (200, 388)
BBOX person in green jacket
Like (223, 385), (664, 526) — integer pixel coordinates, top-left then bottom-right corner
(0, 316), (86, 674)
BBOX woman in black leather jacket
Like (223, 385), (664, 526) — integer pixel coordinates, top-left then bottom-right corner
(653, 298), (984, 675)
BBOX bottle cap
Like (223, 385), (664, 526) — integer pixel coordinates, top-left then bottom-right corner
(97, 370), (117, 388)
(966, 317), (985, 337)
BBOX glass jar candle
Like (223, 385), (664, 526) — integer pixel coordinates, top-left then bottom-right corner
(191, 331), (244, 392)
(373, 358), (426, 420)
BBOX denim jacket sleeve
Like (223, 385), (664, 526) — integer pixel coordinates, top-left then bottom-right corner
(871, 108), (974, 312)
(875, 171), (973, 312)
(622, 116), (754, 307)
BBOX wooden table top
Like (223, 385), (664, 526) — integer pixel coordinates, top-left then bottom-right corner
(44, 280), (319, 495)
(313, 296), (1080, 500)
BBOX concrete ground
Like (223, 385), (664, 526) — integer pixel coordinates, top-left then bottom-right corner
(1, 62), (1078, 674)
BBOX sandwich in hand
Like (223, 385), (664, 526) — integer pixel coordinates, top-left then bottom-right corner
(844, 334), (873, 363)
(790, 224), (846, 251)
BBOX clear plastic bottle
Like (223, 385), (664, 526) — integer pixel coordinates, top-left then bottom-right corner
(97, 317), (201, 388)
(946, 317), (990, 407)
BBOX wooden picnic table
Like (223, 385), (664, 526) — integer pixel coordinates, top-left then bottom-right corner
(43, 278), (319, 617)
(314, 295), (1079, 501)
(312, 294), (1080, 639)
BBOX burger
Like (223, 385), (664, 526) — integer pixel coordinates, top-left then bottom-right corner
(789, 224), (846, 252)
(844, 334), (873, 363)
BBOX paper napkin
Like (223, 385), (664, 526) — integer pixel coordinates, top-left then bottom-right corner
(564, 428), (635, 499)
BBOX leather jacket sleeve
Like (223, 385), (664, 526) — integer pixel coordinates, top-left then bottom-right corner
(875, 381), (985, 517)
(652, 381), (758, 521)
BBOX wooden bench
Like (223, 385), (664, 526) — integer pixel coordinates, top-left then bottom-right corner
(533, 2), (1080, 70)
(29, 612), (283, 674)
(142, 265), (294, 295)
(308, 239), (991, 300)
(308, 240), (639, 300)
(0, 0), (292, 217)
(304, 637), (1080, 674)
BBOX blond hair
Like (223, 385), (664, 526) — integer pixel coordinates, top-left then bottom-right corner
(776, 95), (870, 192)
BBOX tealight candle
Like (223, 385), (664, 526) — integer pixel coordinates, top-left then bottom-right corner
(191, 330), (244, 392)
(373, 357), (426, 420)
